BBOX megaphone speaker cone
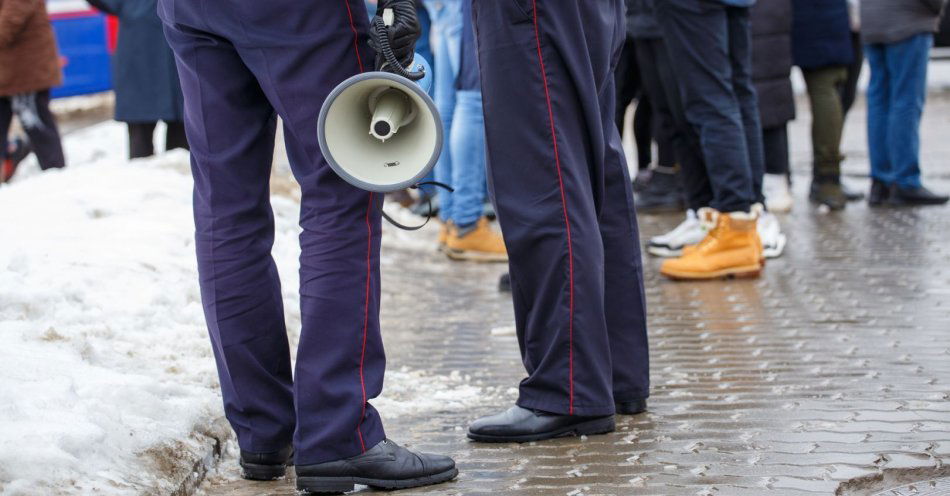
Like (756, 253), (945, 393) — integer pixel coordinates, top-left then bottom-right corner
(318, 71), (443, 193)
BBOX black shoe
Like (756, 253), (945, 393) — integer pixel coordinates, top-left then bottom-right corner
(498, 273), (511, 293)
(467, 406), (615, 443)
(841, 182), (865, 202)
(809, 179), (847, 210)
(888, 184), (950, 206)
(240, 445), (294, 481)
(295, 439), (457, 494)
(636, 169), (686, 214)
(615, 398), (647, 415)
(868, 179), (890, 206)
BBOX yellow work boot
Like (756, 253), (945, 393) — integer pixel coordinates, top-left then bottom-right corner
(438, 221), (454, 253)
(681, 207), (765, 268)
(660, 210), (762, 280)
(445, 217), (508, 262)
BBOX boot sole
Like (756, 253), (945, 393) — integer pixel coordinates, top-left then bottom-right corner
(647, 245), (684, 258)
(466, 415), (615, 443)
(241, 462), (288, 481)
(661, 264), (762, 281)
(445, 248), (508, 263)
(296, 467), (459, 494)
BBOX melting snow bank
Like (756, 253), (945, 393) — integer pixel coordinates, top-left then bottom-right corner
(0, 121), (481, 495)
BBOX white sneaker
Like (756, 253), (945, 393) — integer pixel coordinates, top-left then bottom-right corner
(647, 209), (707, 257)
(754, 205), (787, 258)
(763, 173), (793, 213)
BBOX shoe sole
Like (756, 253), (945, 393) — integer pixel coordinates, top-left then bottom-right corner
(647, 245), (684, 258)
(445, 248), (508, 263)
(661, 263), (763, 281)
(296, 467), (459, 494)
(466, 415), (615, 443)
(762, 233), (787, 259)
(241, 462), (288, 481)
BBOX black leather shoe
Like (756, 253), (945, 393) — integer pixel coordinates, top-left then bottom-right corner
(295, 439), (457, 494)
(240, 445), (293, 481)
(467, 406), (615, 443)
(615, 398), (647, 415)
(868, 179), (890, 206)
(888, 184), (949, 206)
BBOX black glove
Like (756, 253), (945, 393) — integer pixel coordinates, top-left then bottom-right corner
(367, 0), (422, 72)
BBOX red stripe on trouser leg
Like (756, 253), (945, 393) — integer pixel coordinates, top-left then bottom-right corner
(531, 0), (575, 415)
(343, 0), (365, 73)
(357, 192), (374, 452)
(344, 0), (369, 451)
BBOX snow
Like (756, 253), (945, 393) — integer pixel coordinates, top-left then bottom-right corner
(0, 120), (480, 494)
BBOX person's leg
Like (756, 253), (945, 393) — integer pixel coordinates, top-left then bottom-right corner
(13, 90), (65, 170)
(162, 22), (295, 456)
(633, 94), (653, 170)
(656, 0), (754, 213)
(474, 0), (622, 418)
(884, 34), (931, 190)
(425, 0), (462, 224)
(804, 67), (848, 179)
(614, 37), (641, 134)
(762, 126), (789, 176)
(164, 121), (190, 151)
(599, 34), (650, 410)
(644, 38), (712, 211)
(864, 43), (892, 186)
(0, 97), (11, 157)
(449, 89), (488, 228)
(841, 31), (863, 117)
(727, 7), (764, 206)
(128, 122), (157, 159)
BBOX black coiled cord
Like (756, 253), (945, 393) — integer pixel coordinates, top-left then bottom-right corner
(372, 16), (426, 81)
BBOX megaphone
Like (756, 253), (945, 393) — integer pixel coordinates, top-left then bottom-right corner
(318, 53), (442, 193)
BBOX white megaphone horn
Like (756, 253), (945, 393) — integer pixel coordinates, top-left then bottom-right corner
(317, 9), (443, 194)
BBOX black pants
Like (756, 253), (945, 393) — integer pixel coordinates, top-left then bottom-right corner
(615, 37), (654, 170)
(635, 37), (708, 210)
(632, 37), (679, 171)
(840, 31), (863, 117)
(762, 125), (789, 176)
(656, 0), (764, 212)
(128, 121), (189, 159)
(474, 0), (649, 415)
(0, 90), (65, 170)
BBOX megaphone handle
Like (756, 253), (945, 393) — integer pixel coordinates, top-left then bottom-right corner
(380, 181), (455, 231)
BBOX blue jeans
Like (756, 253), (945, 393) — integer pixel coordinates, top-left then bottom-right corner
(424, 0), (486, 227)
(865, 33), (932, 189)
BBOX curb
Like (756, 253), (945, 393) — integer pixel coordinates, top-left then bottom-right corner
(168, 418), (232, 496)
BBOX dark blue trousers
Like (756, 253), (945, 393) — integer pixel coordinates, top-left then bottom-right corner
(158, 0), (385, 465)
(655, 0), (765, 213)
(473, 0), (650, 416)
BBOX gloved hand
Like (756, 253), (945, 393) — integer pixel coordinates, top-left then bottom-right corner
(368, 0), (421, 72)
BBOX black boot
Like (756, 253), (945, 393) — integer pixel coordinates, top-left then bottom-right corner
(615, 398), (647, 415)
(498, 273), (511, 292)
(240, 445), (294, 481)
(888, 184), (950, 206)
(468, 406), (615, 443)
(295, 439), (457, 494)
(868, 179), (890, 206)
(636, 167), (685, 214)
(809, 177), (847, 210)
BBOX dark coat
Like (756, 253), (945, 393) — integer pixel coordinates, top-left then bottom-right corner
(751, 0), (795, 129)
(791, 0), (853, 69)
(87, 0), (184, 122)
(626, 0), (662, 39)
(0, 0), (62, 96)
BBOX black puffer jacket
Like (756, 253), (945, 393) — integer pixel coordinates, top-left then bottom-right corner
(626, 0), (662, 39)
(751, 0), (796, 129)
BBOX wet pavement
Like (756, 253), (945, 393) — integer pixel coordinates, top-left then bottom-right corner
(197, 96), (950, 496)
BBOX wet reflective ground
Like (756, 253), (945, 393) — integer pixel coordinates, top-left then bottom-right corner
(199, 97), (950, 495)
